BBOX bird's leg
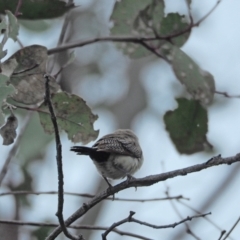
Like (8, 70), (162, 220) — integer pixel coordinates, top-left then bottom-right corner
(114, 166), (137, 190)
(103, 176), (115, 200)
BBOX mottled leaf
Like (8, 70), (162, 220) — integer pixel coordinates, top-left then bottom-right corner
(160, 13), (190, 48)
(172, 46), (215, 106)
(111, 0), (152, 36)
(38, 92), (99, 144)
(164, 98), (212, 154)
(0, 114), (18, 145)
(111, 0), (165, 58)
(5, 10), (19, 41)
(0, 0), (75, 20)
(3, 45), (60, 104)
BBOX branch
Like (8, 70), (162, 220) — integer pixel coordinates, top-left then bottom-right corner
(44, 75), (81, 240)
(215, 90), (240, 99)
(222, 216), (240, 240)
(0, 190), (189, 202)
(0, 219), (150, 240)
(46, 153), (240, 239)
(47, 0), (222, 56)
(218, 231), (226, 240)
(102, 211), (210, 240)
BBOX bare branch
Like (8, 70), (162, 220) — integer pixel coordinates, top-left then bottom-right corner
(44, 74), (81, 240)
(14, 0), (22, 17)
(0, 219), (151, 240)
(177, 200), (231, 239)
(165, 189), (200, 240)
(215, 91), (240, 99)
(222, 217), (240, 240)
(195, 0), (222, 26)
(101, 211), (210, 240)
(46, 154), (240, 239)
(218, 231), (226, 240)
(0, 190), (189, 202)
(47, 1), (222, 57)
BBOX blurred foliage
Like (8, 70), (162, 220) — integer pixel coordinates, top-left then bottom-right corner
(0, 0), (74, 20)
(172, 46), (215, 106)
(164, 98), (212, 154)
(38, 92), (99, 144)
(32, 226), (52, 240)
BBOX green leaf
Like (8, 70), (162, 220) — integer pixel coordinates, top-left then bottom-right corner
(164, 98), (213, 154)
(111, 0), (165, 58)
(38, 92), (99, 144)
(16, 112), (53, 163)
(160, 13), (190, 47)
(5, 10), (19, 41)
(0, 0), (74, 20)
(111, 0), (152, 35)
(172, 46), (215, 106)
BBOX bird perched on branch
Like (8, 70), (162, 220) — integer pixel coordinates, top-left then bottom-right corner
(71, 129), (143, 186)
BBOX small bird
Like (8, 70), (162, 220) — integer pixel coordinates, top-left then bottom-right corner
(71, 129), (143, 186)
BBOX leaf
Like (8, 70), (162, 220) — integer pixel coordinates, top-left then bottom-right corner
(38, 92), (99, 144)
(0, 0), (75, 20)
(111, 0), (165, 58)
(111, 0), (152, 36)
(0, 16), (8, 59)
(0, 114), (18, 145)
(16, 112), (53, 163)
(5, 10), (19, 41)
(160, 13), (190, 48)
(172, 46), (215, 106)
(0, 73), (16, 126)
(164, 98), (213, 154)
(2, 45), (60, 104)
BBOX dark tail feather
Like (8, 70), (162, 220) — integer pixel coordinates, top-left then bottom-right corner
(70, 146), (95, 155)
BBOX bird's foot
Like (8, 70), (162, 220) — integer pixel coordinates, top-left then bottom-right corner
(126, 174), (137, 191)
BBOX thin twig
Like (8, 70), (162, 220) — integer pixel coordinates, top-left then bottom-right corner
(222, 217), (240, 240)
(0, 112), (32, 186)
(166, 189), (200, 240)
(14, 104), (84, 129)
(218, 231), (226, 240)
(177, 199), (233, 240)
(0, 190), (189, 202)
(47, 1), (222, 56)
(44, 74), (81, 240)
(195, 0), (222, 26)
(102, 211), (210, 240)
(0, 219), (150, 240)
(46, 153), (240, 239)
(14, 0), (22, 17)
(215, 91), (240, 99)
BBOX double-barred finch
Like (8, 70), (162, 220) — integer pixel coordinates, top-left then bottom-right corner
(71, 129), (143, 186)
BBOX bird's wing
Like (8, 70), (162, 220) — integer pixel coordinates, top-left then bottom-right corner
(93, 134), (142, 158)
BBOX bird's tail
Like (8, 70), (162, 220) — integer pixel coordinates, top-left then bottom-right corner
(70, 146), (94, 155)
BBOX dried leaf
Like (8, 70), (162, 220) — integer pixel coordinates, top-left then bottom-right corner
(38, 92), (99, 144)
(2, 45), (60, 104)
(0, 114), (18, 145)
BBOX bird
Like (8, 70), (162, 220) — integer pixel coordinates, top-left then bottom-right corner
(71, 129), (143, 187)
